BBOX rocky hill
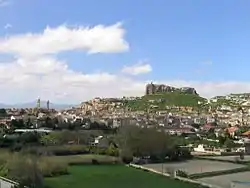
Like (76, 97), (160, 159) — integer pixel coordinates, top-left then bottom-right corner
(145, 82), (198, 95)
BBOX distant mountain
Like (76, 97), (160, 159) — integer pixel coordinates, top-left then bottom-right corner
(0, 100), (74, 110)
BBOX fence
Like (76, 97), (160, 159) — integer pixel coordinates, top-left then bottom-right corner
(231, 181), (250, 188)
(128, 164), (222, 188)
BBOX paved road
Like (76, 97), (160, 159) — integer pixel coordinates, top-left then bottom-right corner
(142, 160), (244, 174)
(198, 171), (250, 188)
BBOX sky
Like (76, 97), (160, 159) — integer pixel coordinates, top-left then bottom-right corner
(1, 0), (250, 104)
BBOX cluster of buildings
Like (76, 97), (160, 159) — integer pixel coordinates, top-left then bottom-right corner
(1, 94), (250, 155)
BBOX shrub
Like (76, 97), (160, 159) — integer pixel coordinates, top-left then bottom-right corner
(176, 170), (188, 177)
(38, 157), (68, 177)
(91, 159), (100, 165)
(7, 154), (44, 188)
(10, 143), (23, 152)
(105, 147), (119, 156)
(120, 149), (133, 164)
(88, 146), (119, 157)
(38, 145), (89, 156)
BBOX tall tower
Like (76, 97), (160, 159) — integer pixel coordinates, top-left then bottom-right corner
(47, 100), (50, 110)
(146, 82), (154, 95)
(37, 98), (41, 109)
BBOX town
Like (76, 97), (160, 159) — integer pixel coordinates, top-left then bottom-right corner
(0, 83), (249, 187)
(1, 1), (250, 187)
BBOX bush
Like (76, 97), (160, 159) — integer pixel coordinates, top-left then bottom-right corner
(7, 154), (44, 188)
(10, 143), (23, 152)
(176, 170), (188, 177)
(37, 145), (89, 156)
(21, 147), (41, 155)
(38, 157), (68, 177)
(6, 153), (68, 179)
(91, 159), (100, 165)
(88, 146), (119, 157)
(120, 149), (133, 164)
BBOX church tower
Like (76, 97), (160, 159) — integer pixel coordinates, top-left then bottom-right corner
(37, 98), (41, 109)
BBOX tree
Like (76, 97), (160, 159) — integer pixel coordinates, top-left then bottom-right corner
(0, 108), (7, 117)
(7, 154), (44, 188)
(120, 148), (133, 164)
(116, 126), (186, 162)
(224, 138), (235, 149)
(19, 132), (41, 145)
(10, 119), (25, 129)
(191, 123), (201, 129)
(218, 136), (226, 145)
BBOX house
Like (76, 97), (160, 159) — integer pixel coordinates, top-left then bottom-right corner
(201, 123), (215, 132)
(224, 126), (239, 137)
(90, 135), (117, 149)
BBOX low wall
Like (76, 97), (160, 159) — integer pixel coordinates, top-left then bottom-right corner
(0, 176), (17, 188)
(194, 156), (249, 164)
(128, 163), (222, 188)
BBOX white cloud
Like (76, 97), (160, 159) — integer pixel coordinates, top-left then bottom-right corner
(0, 55), (250, 103)
(0, 0), (11, 7)
(4, 24), (12, 29)
(121, 61), (152, 75)
(0, 22), (249, 104)
(0, 22), (128, 56)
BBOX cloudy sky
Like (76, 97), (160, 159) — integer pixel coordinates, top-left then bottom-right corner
(0, 0), (250, 104)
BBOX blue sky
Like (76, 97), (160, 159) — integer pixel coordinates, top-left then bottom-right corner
(0, 0), (250, 103)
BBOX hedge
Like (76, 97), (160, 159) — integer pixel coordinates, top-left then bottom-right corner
(189, 167), (250, 179)
(221, 152), (243, 156)
(21, 145), (119, 157)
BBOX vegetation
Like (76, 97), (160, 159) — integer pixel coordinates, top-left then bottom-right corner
(45, 165), (201, 188)
(0, 124), (196, 188)
(123, 92), (206, 111)
(116, 125), (192, 162)
(0, 151), (119, 188)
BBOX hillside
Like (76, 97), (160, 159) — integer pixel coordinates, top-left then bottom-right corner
(210, 93), (250, 107)
(124, 92), (206, 111)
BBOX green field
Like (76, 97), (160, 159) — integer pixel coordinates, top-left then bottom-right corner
(45, 165), (200, 188)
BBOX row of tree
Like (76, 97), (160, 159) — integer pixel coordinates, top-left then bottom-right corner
(1, 117), (113, 132)
(116, 125), (192, 163)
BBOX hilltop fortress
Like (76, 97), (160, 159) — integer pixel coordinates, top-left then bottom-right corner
(145, 82), (198, 95)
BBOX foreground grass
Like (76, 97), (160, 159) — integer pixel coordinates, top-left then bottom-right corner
(45, 165), (201, 188)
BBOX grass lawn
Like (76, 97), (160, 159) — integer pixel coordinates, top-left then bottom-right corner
(45, 165), (200, 188)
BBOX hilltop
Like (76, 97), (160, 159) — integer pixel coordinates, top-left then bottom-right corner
(122, 83), (205, 111)
(145, 82), (198, 95)
(124, 92), (206, 111)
